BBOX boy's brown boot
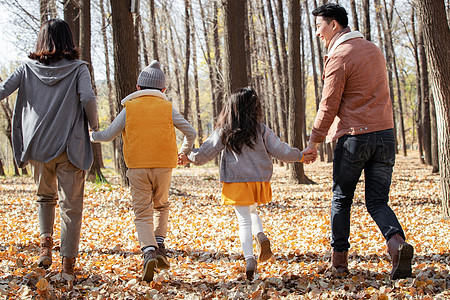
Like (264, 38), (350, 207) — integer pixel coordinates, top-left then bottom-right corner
(332, 251), (349, 277)
(142, 250), (158, 283)
(245, 257), (257, 281)
(61, 257), (76, 282)
(156, 243), (170, 269)
(387, 234), (414, 280)
(256, 232), (273, 262)
(38, 236), (53, 269)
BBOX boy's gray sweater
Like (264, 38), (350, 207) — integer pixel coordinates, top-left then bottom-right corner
(188, 123), (303, 182)
(0, 59), (98, 170)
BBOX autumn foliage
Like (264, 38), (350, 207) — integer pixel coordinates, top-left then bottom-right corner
(0, 152), (449, 299)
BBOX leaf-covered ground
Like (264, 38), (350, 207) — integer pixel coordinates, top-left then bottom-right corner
(1, 152), (449, 299)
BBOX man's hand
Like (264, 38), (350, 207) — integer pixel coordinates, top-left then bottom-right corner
(301, 141), (319, 164)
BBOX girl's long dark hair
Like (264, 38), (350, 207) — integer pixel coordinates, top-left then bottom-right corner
(216, 86), (263, 154)
(29, 19), (80, 64)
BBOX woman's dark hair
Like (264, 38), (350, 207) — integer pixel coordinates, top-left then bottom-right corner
(216, 86), (263, 154)
(29, 19), (80, 64)
(312, 3), (348, 28)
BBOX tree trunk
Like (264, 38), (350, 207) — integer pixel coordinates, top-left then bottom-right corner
(0, 94), (23, 176)
(350, 0), (360, 31)
(378, 0), (398, 154)
(63, 0), (80, 46)
(287, 0), (313, 184)
(418, 23), (432, 165)
(223, 0), (248, 93)
(183, 0), (191, 121)
(267, 0), (288, 146)
(40, 0), (57, 25)
(79, 0), (105, 183)
(305, 0), (325, 162)
(134, 13), (142, 70)
(0, 157), (5, 176)
(411, 5), (425, 164)
(191, 21), (203, 145)
(99, 0), (116, 170)
(198, 0), (217, 130)
(110, 0), (139, 186)
(431, 94), (439, 173)
(149, 0), (159, 61)
(416, 0), (450, 218)
(257, 0), (279, 136)
(275, 0), (289, 124)
(362, 0), (371, 41)
(213, 0), (224, 165)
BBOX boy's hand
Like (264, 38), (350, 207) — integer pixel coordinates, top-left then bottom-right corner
(178, 153), (190, 166)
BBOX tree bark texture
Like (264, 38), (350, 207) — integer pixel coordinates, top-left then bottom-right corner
(110, 0), (139, 186)
(183, 0), (191, 121)
(63, 0), (80, 46)
(418, 24), (432, 165)
(223, 0), (248, 93)
(287, 0), (311, 184)
(416, 0), (450, 217)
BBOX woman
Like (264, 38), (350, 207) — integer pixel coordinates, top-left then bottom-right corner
(0, 19), (98, 281)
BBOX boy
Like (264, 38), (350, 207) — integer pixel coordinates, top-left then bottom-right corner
(91, 60), (196, 282)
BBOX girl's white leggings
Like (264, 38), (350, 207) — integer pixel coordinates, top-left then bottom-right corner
(234, 204), (264, 260)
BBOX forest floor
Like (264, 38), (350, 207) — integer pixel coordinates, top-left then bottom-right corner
(0, 152), (449, 299)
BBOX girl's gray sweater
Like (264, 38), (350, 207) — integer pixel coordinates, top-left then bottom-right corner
(0, 59), (98, 170)
(188, 123), (303, 182)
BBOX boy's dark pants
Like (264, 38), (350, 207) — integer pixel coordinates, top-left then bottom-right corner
(331, 129), (405, 252)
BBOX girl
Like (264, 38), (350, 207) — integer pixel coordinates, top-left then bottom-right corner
(0, 19), (98, 282)
(179, 86), (312, 280)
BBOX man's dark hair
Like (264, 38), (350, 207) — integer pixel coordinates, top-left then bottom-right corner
(139, 86), (163, 91)
(312, 3), (348, 28)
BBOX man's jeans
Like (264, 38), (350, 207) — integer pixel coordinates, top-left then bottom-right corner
(331, 129), (405, 252)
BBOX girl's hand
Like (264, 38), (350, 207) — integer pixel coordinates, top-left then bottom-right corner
(178, 153), (191, 166)
(300, 151), (316, 164)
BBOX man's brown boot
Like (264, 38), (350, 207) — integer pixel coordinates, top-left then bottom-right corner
(332, 251), (349, 277)
(38, 236), (53, 269)
(387, 234), (414, 280)
(61, 257), (76, 282)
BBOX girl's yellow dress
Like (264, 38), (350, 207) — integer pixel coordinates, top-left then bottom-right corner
(221, 182), (272, 206)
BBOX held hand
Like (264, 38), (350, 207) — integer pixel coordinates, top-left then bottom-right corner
(177, 153), (190, 166)
(301, 144), (318, 164)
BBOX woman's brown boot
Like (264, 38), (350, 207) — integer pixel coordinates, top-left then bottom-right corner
(61, 257), (76, 282)
(38, 236), (53, 269)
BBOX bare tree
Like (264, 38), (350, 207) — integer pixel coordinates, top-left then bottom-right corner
(191, 6), (203, 145)
(63, 0), (79, 46)
(266, 0), (288, 146)
(362, 0), (371, 40)
(223, 0), (248, 92)
(350, 0), (360, 31)
(287, 0), (312, 184)
(183, 0), (191, 121)
(99, 0), (116, 169)
(149, 0), (159, 61)
(110, 0), (139, 186)
(418, 21), (432, 165)
(416, 0), (450, 217)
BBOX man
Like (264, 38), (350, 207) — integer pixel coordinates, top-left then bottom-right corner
(303, 3), (413, 280)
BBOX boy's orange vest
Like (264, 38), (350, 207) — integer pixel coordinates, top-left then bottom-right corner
(122, 95), (177, 168)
